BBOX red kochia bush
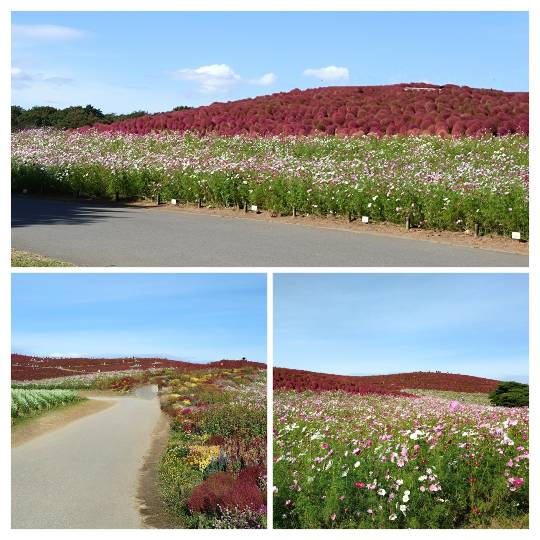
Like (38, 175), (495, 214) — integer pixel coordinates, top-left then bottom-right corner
(82, 83), (529, 138)
(188, 472), (265, 514)
(11, 353), (265, 381)
(273, 367), (501, 394)
(238, 465), (266, 487)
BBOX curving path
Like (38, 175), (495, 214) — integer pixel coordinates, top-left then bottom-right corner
(11, 386), (161, 529)
(11, 197), (527, 267)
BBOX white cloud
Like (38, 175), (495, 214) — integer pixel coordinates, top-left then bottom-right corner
(12, 24), (87, 41)
(251, 72), (277, 86)
(172, 64), (241, 93)
(172, 64), (276, 93)
(303, 65), (350, 83)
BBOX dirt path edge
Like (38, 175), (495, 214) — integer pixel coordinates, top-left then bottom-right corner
(136, 412), (183, 529)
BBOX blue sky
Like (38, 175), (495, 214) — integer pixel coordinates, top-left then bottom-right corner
(12, 273), (267, 363)
(11, 11), (528, 113)
(274, 274), (529, 382)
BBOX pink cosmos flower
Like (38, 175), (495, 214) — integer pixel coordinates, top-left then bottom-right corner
(449, 400), (460, 412)
(508, 477), (524, 490)
(355, 482), (366, 488)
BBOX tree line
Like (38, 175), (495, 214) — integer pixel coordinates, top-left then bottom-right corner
(11, 104), (192, 131)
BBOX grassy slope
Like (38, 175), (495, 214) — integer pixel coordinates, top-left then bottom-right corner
(11, 248), (74, 267)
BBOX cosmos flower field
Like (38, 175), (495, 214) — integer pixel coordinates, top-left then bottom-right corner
(12, 130), (528, 238)
(273, 390), (529, 529)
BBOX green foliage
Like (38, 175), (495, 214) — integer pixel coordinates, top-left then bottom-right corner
(489, 382), (529, 407)
(198, 403), (267, 438)
(159, 446), (204, 519)
(11, 388), (83, 421)
(11, 104), (148, 131)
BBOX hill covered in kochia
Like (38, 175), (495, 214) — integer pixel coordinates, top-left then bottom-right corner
(11, 353), (266, 380)
(273, 367), (500, 394)
(87, 83), (528, 137)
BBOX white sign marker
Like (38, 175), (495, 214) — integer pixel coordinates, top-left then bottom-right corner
(361, 216), (369, 223)
(511, 231), (521, 240)
(250, 205), (258, 212)
(170, 199), (177, 205)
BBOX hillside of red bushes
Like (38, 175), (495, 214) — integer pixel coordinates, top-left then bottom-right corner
(11, 353), (265, 381)
(273, 367), (500, 395)
(87, 83), (528, 137)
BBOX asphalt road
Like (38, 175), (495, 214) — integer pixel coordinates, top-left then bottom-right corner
(12, 197), (528, 267)
(11, 386), (161, 529)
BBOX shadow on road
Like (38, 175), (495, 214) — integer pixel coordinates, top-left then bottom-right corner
(11, 196), (141, 228)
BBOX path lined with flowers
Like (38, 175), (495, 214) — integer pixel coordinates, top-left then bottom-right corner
(12, 386), (161, 528)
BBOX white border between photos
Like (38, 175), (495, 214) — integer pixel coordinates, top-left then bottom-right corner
(2, 0), (538, 538)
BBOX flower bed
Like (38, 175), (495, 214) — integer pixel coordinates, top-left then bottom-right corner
(12, 130), (528, 238)
(158, 366), (267, 528)
(274, 390), (528, 528)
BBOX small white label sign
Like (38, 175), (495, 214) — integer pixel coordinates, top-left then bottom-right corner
(250, 205), (258, 212)
(511, 231), (521, 240)
(361, 216), (369, 223)
(170, 199), (177, 205)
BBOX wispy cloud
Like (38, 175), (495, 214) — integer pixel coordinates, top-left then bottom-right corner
(303, 65), (349, 83)
(11, 66), (74, 89)
(172, 63), (276, 93)
(12, 24), (88, 41)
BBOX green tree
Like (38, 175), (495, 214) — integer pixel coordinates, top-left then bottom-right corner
(489, 381), (529, 407)
(11, 105), (25, 131)
(16, 106), (58, 129)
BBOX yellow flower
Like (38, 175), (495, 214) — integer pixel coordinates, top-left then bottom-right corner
(186, 445), (221, 471)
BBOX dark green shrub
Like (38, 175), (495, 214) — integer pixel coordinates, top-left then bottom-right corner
(489, 381), (529, 407)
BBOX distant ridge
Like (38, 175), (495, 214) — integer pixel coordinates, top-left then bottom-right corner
(85, 83), (528, 137)
(273, 367), (500, 394)
(11, 353), (265, 381)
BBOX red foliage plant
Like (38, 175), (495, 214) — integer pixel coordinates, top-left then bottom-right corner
(84, 83), (528, 138)
(273, 367), (500, 395)
(11, 354), (265, 381)
(187, 471), (265, 514)
(238, 465), (266, 487)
